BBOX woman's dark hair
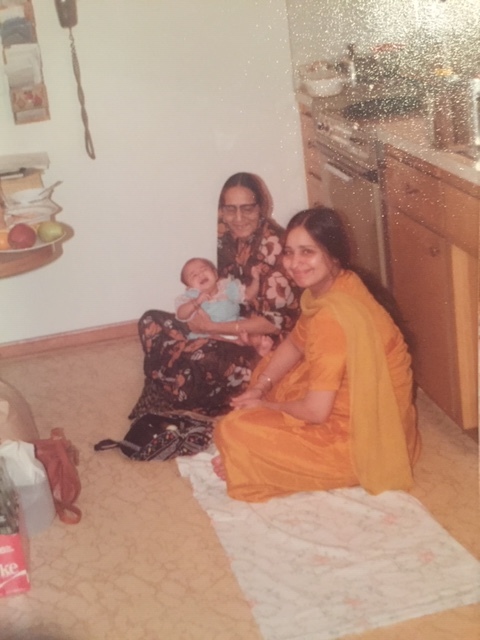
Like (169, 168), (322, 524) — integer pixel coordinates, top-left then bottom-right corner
(218, 172), (268, 216)
(286, 206), (352, 268)
(286, 206), (415, 353)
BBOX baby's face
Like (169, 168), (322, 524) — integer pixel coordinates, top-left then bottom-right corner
(184, 260), (217, 294)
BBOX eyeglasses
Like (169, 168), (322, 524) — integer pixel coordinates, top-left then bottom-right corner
(220, 203), (259, 216)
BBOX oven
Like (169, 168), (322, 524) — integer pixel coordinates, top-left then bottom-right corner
(311, 101), (388, 286)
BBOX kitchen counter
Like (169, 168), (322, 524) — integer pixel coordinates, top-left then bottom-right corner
(295, 89), (480, 187)
(376, 117), (480, 187)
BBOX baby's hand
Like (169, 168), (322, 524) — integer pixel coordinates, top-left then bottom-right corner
(196, 292), (209, 305)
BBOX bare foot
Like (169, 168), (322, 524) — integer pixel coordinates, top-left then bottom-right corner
(211, 455), (226, 481)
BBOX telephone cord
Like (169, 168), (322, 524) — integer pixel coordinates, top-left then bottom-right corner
(69, 29), (96, 160)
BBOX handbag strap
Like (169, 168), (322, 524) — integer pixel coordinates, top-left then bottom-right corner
(55, 501), (82, 525)
(94, 439), (122, 451)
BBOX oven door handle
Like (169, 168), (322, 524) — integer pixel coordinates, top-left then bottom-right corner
(325, 162), (354, 182)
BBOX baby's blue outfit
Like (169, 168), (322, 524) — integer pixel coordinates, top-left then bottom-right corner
(175, 278), (245, 339)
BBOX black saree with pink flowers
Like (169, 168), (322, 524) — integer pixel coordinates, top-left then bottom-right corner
(129, 217), (300, 420)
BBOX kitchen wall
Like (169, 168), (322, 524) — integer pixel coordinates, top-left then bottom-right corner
(0, 0), (306, 345)
(286, 0), (480, 80)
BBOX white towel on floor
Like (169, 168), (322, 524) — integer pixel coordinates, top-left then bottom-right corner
(177, 451), (480, 640)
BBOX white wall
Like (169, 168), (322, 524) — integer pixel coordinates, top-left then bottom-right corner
(0, 0), (307, 345)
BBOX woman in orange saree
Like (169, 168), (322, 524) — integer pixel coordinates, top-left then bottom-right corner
(214, 207), (421, 502)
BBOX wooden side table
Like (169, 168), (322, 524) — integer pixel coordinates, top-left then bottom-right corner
(0, 243), (63, 278)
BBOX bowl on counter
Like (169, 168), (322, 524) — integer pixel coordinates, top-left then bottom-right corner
(304, 76), (344, 97)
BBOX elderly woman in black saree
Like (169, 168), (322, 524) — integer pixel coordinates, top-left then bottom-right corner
(129, 172), (301, 419)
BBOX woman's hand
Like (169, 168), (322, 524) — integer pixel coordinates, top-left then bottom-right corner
(231, 387), (264, 409)
(187, 308), (214, 334)
(237, 330), (251, 346)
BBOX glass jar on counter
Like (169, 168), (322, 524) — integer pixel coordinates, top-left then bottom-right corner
(428, 68), (457, 150)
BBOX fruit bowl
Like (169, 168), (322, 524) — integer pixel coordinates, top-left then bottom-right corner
(0, 232), (66, 254)
(0, 222), (66, 254)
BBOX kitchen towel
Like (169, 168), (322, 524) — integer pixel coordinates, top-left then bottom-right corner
(177, 450), (480, 640)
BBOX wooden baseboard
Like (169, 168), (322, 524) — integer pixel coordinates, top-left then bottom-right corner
(0, 321), (138, 360)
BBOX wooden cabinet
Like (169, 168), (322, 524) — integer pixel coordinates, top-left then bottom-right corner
(299, 104), (329, 207)
(383, 146), (479, 429)
(383, 157), (445, 235)
(443, 182), (479, 258)
(388, 211), (458, 418)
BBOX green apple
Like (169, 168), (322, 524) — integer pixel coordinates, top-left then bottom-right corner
(37, 221), (64, 243)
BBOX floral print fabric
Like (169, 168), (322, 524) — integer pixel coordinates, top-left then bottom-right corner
(217, 217), (300, 335)
(129, 218), (300, 419)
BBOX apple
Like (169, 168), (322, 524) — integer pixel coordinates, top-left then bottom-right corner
(37, 221), (64, 243)
(8, 223), (37, 249)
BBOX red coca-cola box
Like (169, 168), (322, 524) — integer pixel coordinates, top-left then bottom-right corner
(0, 531), (30, 597)
(0, 458), (30, 596)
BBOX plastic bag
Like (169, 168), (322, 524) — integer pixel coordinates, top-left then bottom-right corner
(0, 380), (39, 443)
(0, 440), (55, 536)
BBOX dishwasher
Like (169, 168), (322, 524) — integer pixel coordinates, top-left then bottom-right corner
(318, 140), (386, 286)
(311, 104), (388, 286)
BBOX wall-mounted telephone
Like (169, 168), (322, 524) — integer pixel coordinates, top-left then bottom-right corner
(55, 0), (77, 29)
(54, 0), (96, 159)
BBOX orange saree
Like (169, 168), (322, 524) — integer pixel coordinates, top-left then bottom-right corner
(214, 271), (420, 502)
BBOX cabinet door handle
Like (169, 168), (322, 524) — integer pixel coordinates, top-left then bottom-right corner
(404, 182), (420, 196)
(429, 246), (441, 257)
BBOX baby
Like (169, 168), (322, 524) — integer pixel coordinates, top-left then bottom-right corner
(175, 257), (273, 356)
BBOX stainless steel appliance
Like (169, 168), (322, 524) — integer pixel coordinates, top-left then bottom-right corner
(307, 85), (423, 287)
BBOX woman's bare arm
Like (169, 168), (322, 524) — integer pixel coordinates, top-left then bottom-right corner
(231, 336), (302, 404)
(231, 335), (336, 424)
(236, 390), (336, 424)
(187, 308), (278, 336)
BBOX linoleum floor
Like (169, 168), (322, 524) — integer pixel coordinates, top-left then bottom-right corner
(1, 337), (478, 640)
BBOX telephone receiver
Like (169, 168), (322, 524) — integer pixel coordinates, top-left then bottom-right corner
(55, 0), (77, 30)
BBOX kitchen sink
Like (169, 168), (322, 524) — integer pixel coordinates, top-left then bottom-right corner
(342, 95), (422, 119)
